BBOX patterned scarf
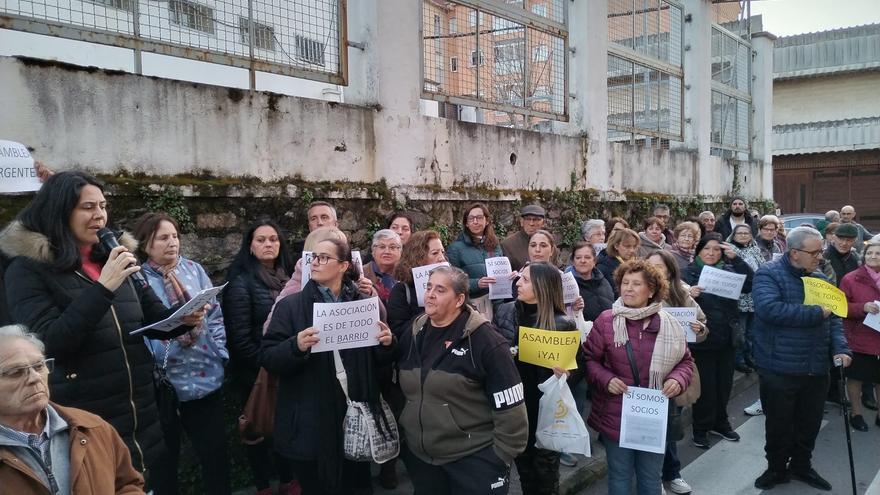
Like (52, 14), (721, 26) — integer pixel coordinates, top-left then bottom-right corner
(149, 258), (202, 347)
(611, 298), (686, 389)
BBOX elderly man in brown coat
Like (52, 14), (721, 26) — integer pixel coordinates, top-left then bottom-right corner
(0, 325), (144, 494)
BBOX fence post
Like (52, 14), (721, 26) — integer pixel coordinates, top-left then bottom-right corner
(132, 0), (143, 74)
(247, 0), (256, 90)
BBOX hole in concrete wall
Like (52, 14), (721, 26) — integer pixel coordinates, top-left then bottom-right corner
(509, 153), (518, 166)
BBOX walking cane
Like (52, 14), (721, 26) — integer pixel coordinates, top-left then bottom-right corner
(835, 356), (857, 495)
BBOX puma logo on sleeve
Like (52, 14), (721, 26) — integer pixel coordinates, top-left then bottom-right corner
(492, 382), (524, 409)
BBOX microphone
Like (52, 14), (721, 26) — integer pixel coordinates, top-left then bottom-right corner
(97, 227), (148, 287)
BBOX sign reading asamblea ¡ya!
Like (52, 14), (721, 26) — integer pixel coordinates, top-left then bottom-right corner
(517, 327), (580, 370)
(0, 140), (40, 194)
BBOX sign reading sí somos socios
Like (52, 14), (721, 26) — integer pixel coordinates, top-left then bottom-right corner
(517, 327), (580, 370)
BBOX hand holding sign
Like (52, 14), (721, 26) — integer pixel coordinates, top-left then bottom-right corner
(697, 266), (747, 300)
(802, 277), (848, 318)
(561, 271), (580, 304)
(485, 257), (513, 300)
(311, 297), (382, 353)
(864, 301), (880, 332)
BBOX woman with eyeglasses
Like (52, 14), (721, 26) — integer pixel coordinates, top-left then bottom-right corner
(262, 237), (395, 494)
(447, 203), (504, 319)
(364, 229), (403, 303)
(223, 218), (298, 495)
(0, 171), (206, 492)
(493, 262), (580, 494)
(756, 216), (785, 262)
(131, 212), (231, 495)
(666, 222), (701, 271)
(682, 233), (754, 449)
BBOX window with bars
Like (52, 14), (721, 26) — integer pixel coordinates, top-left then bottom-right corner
(295, 35), (326, 67)
(169, 0), (215, 35)
(710, 25), (752, 156)
(239, 18), (276, 52)
(606, 0), (684, 147)
(87, 0), (135, 12)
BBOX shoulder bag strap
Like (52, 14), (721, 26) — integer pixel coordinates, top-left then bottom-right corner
(624, 340), (641, 388)
(333, 350), (350, 402)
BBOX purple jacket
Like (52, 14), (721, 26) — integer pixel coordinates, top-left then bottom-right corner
(840, 266), (880, 355)
(585, 309), (694, 442)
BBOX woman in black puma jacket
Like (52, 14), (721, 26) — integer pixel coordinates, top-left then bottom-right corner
(0, 171), (201, 492)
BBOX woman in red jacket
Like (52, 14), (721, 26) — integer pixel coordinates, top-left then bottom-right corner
(586, 259), (694, 495)
(840, 240), (880, 431)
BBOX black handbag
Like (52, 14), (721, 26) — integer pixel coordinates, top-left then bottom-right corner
(624, 341), (684, 442)
(153, 342), (179, 427)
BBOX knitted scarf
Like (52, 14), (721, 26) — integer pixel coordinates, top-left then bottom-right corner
(149, 258), (203, 347)
(611, 299), (686, 389)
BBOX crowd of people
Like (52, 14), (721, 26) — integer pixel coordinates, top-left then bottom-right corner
(0, 170), (878, 495)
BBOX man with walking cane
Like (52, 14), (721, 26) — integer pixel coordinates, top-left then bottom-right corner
(835, 355), (858, 495)
(751, 226), (852, 491)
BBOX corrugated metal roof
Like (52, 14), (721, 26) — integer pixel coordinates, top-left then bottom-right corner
(773, 117), (880, 155)
(774, 24), (880, 80)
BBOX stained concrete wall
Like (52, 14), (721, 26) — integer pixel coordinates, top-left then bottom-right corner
(0, 54), (769, 200)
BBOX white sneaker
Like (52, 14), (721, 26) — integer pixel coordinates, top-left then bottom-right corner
(667, 477), (692, 494)
(744, 399), (763, 416)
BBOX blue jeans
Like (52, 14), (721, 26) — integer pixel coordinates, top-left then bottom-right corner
(662, 440), (681, 482)
(601, 435), (664, 495)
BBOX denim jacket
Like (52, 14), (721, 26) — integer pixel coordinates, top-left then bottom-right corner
(142, 257), (228, 401)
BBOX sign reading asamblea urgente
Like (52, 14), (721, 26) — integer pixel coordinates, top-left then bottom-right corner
(0, 140), (40, 194)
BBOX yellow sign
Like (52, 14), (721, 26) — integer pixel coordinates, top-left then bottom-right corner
(802, 277), (848, 318)
(517, 327), (580, 370)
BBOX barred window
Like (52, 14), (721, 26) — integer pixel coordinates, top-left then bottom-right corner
(296, 35), (326, 67)
(240, 18), (276, 52)
(169, 0), (215, 35)
(88, 0), (135, 12)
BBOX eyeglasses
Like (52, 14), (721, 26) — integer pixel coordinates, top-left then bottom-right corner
(467, 215), (486, 223)
(373, 244), (402, 252)
(310, 254), (342, 265)
(734, 232), (752, 236)
(760, 226), (777, 232)
(0, 358), (54, 381)
(792, 248), (823, 258)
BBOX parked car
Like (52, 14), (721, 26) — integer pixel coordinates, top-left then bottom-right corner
(780, 214), (824, 231)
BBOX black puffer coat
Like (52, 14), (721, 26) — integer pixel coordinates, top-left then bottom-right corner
(682, 257), (754, 350)
(222, 269), (277, 377)
(596, 249), (621, 297)
(0, 221), (180, 472)
(573, 268), (615, 321)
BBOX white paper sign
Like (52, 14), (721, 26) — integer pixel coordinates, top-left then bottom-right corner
(132, 284), (227, 334)
(0, 140), (40, 194)
(301, 251), (314, 286)
(352, 250), (364, 278)
(619, 386), (669, 454)
(411, 262), (450, 307)
(864, 301), (880, 332)
(486, 257), (513, 300)
(772, 253), (782, 261)
(561, 271), (580, 304)
(311, 297), (381, 353)
(664, 307), (699, 342)
(697, 266), (747, 300)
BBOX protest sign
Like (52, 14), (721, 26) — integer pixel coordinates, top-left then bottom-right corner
(0, 140), (40, 194)
(132, 283), (227, 334)
(352, 250), (364, 278)
(311, 297), (381, 353)
(697, 266), (747, 300)
(802, 277), (848, 318)
(518, 327), (580, 370)
(411, 262), (450, 307)
(772, 253), (783, 261)
(561, 271), (580, 304)
(301, 251), (314, 286)
(865, 302), (880, 332)
(663, 307), (699, 342)
(619, 386), (668, 454)
(486, 257), (513, 300)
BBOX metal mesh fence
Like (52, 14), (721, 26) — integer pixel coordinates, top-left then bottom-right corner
(710, 24), (751, 155)
(0, 0), (346, 84)
(421, 0), (569, 126)
(607, 0), (683, 146)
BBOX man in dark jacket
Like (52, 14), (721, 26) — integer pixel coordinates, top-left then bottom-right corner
(825, 223), (861, 286)
(751, 226), (852, 491)
(501, 204), (546, 272)
(717, 197), (758, 241)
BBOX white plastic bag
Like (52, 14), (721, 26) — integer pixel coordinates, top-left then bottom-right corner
(535, 374), (591, 456)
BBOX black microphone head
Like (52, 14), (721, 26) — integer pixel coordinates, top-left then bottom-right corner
(96, 227), (121, 249)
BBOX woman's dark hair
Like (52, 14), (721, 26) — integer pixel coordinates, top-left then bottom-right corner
(322, 237), (360, 284)
(16, 171), (105, 272)
(642, 216), (665, 231)
(570, 241), (596, 261)
(461, 203), (499, 253)
(694, 232), (724, 257)
(385, 211), (415, 231)
(605, 228), (640, 258)
(525, 262), (566, 330)
(131, 212), (179, 262)
(226, 217), (295, 282)
(647, 250), (689, 307)
(613, 259), (669, 305)
(604, 217), (629, 239)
